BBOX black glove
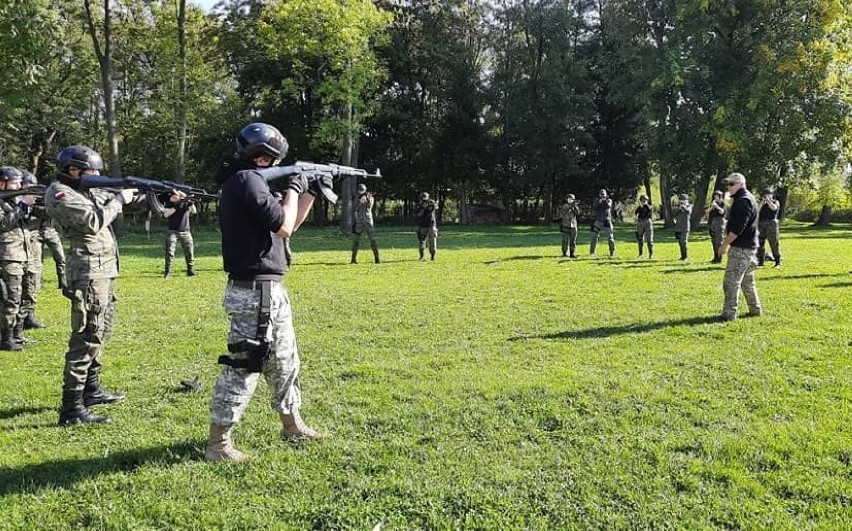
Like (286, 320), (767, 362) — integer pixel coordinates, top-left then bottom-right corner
(287, 174), (309, 195)
(308, 174), (334, 197)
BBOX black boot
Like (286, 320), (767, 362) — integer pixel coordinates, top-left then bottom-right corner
(163, 266), (172, 278)
(774, 254), (782, 269)
(59, 390), (111, 426)
(0, 327), (21, 351)
(756, 248), (765, 266)
(419, 248), (425, 261)
(187, 264), (196, 276)
(638, 242), (644, 257)
(372, 247), (380, 264)
(608, 241), (615, 257)
(83, 372), (126, 407)
(23, 312), (45, 329)
(430, 250), (436, 261)
(12, 318), (28, 345)
(648, 243), (654, 259)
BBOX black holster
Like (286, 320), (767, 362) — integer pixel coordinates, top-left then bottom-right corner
(218, 280), (272, 373)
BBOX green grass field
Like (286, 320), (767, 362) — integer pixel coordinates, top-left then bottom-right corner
(1, 221), (850, 529)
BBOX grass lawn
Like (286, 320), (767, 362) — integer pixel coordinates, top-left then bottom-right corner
(1, 221), (850, 529)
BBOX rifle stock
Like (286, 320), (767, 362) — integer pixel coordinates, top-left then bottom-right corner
(255, 161), (382, 205)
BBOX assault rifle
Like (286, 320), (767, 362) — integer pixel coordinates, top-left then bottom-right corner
(80, 175), (219, 200)
(0, 185), (48, 201)
(256, 161), (382, 204)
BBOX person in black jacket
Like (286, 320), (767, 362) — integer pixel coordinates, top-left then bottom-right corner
(206, 123), (323, 462)
(717, 173), (762, 321)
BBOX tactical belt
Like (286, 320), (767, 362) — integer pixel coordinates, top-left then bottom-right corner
(218, 279), (273, 373)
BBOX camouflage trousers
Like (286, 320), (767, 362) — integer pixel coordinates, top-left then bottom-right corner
(590, 221), (615, 255)
(352, 223), (379, 250)
(165, 230), (195, 272)
(21, 262), (42, 321)
(41, 226), (67, 286)
(0, 262), (24, 332)
(560, 227), (577, 256)
(22, 238), (44, 320)
(709, 218), (726, 258)
(757, 220), (780, 264)
(675, 230), (690, 258)
(722, 247), (761, 319)
(210, 281), (302, 425)
(418, 227), (438, 255)
(63, 278), (117, 392)
(636, 219), (653, 243)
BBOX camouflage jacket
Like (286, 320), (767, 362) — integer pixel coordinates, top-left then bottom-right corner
(674, 203), (693, 232)
(353, 194), (374, 227)
(44, 180), (122, 281)
(0, 198), (32, 263)
(556, 203), (579, 229)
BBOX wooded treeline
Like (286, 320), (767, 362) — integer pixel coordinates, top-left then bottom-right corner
(1, 0), (850, 226)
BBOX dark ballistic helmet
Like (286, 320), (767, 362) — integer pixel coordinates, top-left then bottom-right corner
(762, 188), (774, 195)
(357, 183), (367, 194)
(420, 191), (429, 201)
(565, 193), (575, 200)
(20, 170), (38, 186)
(713, 189), (723, 197)
(57, 145), (104, 173)
(0, 166), (22, 182)
(236, 123), (288, 162)
(678, 193), (689, 201)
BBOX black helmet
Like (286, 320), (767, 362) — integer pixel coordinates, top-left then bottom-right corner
(713, 189), (723, 197)
(420, 191), (429, 201)
(21, 170), (38, 186)
(565, 193), (575, 201)
(57, 145), (104, 173)
(599, 189), (608, 198)
(236, 123), (288, 162)
(678, 193), (689, 201)
(0, 166), (23, 182)
(639, 194), (648, 202)
(357, 183), (367, 194)
(762, 187), (774, 195)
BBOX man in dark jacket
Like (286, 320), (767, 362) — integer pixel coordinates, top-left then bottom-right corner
(717, 173), (762, 321)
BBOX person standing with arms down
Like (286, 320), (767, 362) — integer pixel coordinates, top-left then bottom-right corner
(350, 183), (380, 264)
(416, 192), (439, 261)
(590, 189), (615, 256)
(717, 172), (762, 322)
(705, 190), (727, 263)
(756, 188), (782, 268)
(44, 146), (138, 425)
(554, 193), (579, 258)
(162, 192), (196, 277)
(635, 194), (654, 259)
(207, 123), (323, 463)
(673, 193), (693, 261)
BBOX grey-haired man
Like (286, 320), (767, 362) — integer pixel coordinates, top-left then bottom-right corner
(717, 173), (761, 321)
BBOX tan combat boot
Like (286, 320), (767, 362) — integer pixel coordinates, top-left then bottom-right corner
(280, 410), (323, 439)
(205, 423), (246, 462)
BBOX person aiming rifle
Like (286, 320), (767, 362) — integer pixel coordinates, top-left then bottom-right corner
(44, 145), (139, 425)
(350, 183), (380, 264)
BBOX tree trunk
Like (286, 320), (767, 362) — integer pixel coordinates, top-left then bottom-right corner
(814, 205), (832, 226)
(339, 100), (355, 233)
(659, 171), (672, 228)
(690, 173), (713, 229)
(175, 0), (187, 181)
(84, 0), (121, 176)
(459, 184), (468, 225)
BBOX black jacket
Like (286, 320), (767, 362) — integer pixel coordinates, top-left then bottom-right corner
(219, 168), (286, 280)
(728, 188), (758, 249)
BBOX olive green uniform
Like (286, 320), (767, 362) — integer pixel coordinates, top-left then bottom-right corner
(0, 198), (31, 345)
(44, 181), (122, 394)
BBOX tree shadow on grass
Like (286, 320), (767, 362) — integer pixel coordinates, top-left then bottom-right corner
(509, 315), (724, 341)
(820, 281), (852, 288)
(759, 273), (843, 282)
(0, 440), (203, 496)
(0, 406), (56, 421)
(663, 266), (724, 274)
